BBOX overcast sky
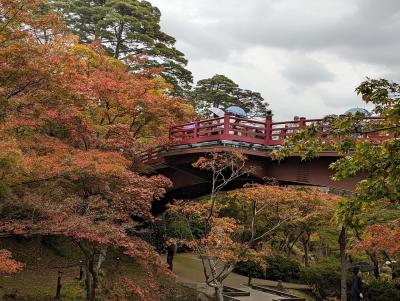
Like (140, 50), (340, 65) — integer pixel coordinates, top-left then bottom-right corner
(151, 0), (400, 120)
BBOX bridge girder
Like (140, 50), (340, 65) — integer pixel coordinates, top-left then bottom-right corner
(149, 144), (360, 203)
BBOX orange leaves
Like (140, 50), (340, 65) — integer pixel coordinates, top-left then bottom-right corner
(193, 151), (247, 171)
(0, 249), (24, 274)
(0, 137), (24, 177)
(200, 217), (241, 262)
(230, 185), (339, 217)
(0, 1), (190, 288)
(352, 224), (400, 255)
(39, 108), (97, 149)
(71, 43), (194, 142)
(170, 185), (342, 277)
(107, 274), (165, 301)
(168, 200), (240, 261)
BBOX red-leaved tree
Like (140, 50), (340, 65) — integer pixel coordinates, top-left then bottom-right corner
(0, 1), (194, 300)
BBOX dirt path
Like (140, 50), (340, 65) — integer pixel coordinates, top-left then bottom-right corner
(172, 254), (310, 300)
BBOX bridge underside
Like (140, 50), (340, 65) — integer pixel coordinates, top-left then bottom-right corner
(149, 142), (360, 212)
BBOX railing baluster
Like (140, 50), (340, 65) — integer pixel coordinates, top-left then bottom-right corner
(194, 121), (199, 141)
(299, 117), (306, 128)
(265, 119), (272, 144)
(223, 114), (230, 139)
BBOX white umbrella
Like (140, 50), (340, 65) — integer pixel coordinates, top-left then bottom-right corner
(209, 107), (225, 117)
(183, 123), (195, 129)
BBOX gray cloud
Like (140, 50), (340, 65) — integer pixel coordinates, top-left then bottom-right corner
(282, 57), (335, 90)
(154, 0), (400, 66)
(151, 0), (399, 119)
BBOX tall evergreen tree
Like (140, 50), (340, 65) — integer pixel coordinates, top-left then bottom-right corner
(194, 74), (269, 118)
(49, 0), (193, 96)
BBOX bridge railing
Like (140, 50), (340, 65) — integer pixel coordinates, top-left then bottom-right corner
(169, 115), (391, 147)
(141, 115), (392, 163)
(269, 118), (331, 144)
(169, 115), (316, 146)
(170, 115), (270, 146)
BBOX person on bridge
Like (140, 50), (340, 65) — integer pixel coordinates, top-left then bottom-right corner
(351, 268), (364, 300)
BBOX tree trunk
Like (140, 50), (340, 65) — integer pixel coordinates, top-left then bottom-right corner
(215, 285), (224, 301)
(338, 226), (347, 301)
(77, 241), (97, 301)
(88, 254), (97, 301)
(114, 23), (124, 59)
(303, 239), (309, 267)
(84, 262), (91, 300)
(302, 231), (311, 267)
(369, 251), (380, 279)
(95, 245), (107, 274)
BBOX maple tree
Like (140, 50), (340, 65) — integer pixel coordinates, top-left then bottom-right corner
(71, 42), (194, 146)
(272, 188), (338, 266)
(343, 200), (400, 279)
(352, 224), (400, 256)
(192, 151), (248, 219)
(273, 78), (400, 203)
(0, 249), (24, 274)
(169, 153), (340, 301)
(0, 1), (195, 300)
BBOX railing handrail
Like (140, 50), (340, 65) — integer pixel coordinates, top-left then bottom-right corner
(142, 115), (390, 163)
(168, 115), (389, 145)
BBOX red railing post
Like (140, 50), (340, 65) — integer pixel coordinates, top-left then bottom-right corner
(265, 112), (273, 145)
(194, 121), (199, 141)
(223, 114), (230, 139)
(168, 127), (172, 145)
(299, 117), (307, 128)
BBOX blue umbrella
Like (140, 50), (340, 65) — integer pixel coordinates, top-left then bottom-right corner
(226, 106), (247, 118)
(345, 108), (371, 116)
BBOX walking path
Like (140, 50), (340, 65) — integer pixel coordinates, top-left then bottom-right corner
(172, 254), (310, 301)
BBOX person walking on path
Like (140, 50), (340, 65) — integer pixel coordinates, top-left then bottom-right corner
(351, 267), (364, 300)
(166, 239), (178, 271)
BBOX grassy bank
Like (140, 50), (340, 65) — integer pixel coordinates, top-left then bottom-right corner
(0, 237), (197, 301)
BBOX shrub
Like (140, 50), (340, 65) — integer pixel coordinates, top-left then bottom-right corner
(299, 257), (348, 299)
(235, 255), (301, 282)
(234, 260), (265, 279)
(364, 278), (400, 301)
(165, 211), (208, 240)
(264, 256), (301, 282)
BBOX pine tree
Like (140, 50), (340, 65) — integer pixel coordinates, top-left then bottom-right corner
(49, 0), (193, 96)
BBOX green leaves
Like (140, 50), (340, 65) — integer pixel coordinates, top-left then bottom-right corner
(356, 78), (400, 126)
(274, 78), (400, 231)
(193, 74), (268, 118)
(49, 0), (193, 96)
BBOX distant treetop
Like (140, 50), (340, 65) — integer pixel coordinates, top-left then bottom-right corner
(193, 74), (269, 118)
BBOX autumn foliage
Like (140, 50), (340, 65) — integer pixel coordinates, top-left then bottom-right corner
(0, 249), (24, 274)
(168, 182), (340, 300)
(352, 224), (400, 255)
(0, 0), (195, 299)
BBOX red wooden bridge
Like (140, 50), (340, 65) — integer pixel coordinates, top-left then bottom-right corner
(143, 114), (389, 205)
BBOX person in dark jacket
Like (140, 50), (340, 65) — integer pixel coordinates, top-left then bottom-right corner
(166, 239), (178, 271)
(351, 267), (363, 300)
